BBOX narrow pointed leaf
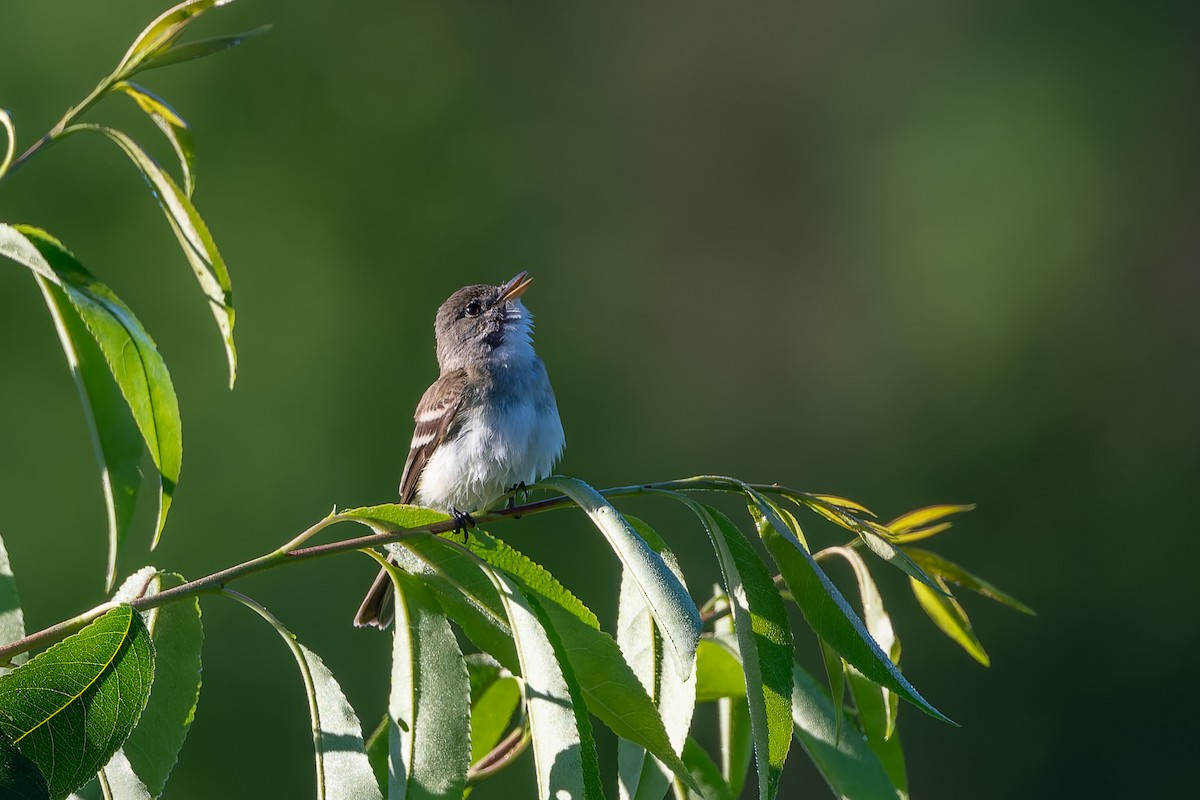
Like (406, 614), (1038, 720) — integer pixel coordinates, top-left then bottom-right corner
(231, 595), (381, 800)
(466, 530), (598, 629)
(0, 605), (154, 800)
(137, 25), (272, 73)
(617, 518), (696, 800)
(65, 125), (236, 388)
(905, 548), (1036, 615)
(910, 578), (990, 666)
(116, 571), (203, 797)
(845, 667), (908, 797)
(887, 505), (975, 534)
(0, 529), (27, 675)
(808, 494), (876, 517)
(755, 509), (953, 724)
(669, 498), (793, 800)
(35, 277), (143, 590)
(821, 547), (900, 738)
(478, 564), (603, 800)
(387, 534), (517, 673)
(792, 663), (900, 800)
(538, 476), (700, 680)
(677, 739), (735, 800)
(114, 83), (196, 197)
(851, 527), (948, 595)
(114, 0), (233, 77)
(15, 226), (179, 554)
(467, 672), (520, 767)
(370, 555), (470, 800)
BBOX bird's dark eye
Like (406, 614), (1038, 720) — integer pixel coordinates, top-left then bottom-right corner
(464, 300), (483, 317)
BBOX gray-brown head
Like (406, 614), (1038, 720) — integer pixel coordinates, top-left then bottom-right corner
(434, 272), (535, 372)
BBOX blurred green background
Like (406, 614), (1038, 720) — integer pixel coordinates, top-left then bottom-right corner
(2, 1), (1197, 797)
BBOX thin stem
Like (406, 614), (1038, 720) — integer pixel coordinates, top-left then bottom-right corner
(0, 477), (820, 663)
(2, 72), (118, 180)
(0, 110), (15, 180)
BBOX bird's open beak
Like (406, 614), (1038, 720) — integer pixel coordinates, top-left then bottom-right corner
(498, 271), (533, 302)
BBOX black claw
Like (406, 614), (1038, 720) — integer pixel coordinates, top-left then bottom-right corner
(506, 482), (529, 518)
(451, 508), (475, 542)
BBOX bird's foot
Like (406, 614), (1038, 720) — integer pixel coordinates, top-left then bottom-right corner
(506, 482), (529, 518)
(451, 508), (476, 542)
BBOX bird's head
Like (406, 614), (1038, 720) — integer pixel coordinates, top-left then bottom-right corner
(434, 271), (536, 371)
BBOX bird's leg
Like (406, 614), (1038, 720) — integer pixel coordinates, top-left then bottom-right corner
(450, 508), (476, 542)
(505, 482), (529, 518)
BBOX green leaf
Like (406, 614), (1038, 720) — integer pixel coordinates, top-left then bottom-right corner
(820, 546), (900, 738)
(0, 605), (154, 800)
(371, 556), (470, 800)
(537, 476), (701, 680)
(466, 529), (598, 629)
(1, 225), (179, 572)
(477, 564), (603, 800)
(694, 638), (744, 703)
(904, 548), (1036, 615)
(113, 83), (196, 197)
(0, 528), (27, 675)
(846, 667), (908, 797)
(712, 609), (752, 799)
(791, 663), (900, 800)
(755, 507), (954, 724)
(616, 518), (696, 800)
(910, 577), (990, 666)
(364, 717), (388, 797)
(388, 535), (518, 673)
(887, 504), (975, 535)
(229, 593), (381, 800)
(115, 571), (203, 797)
(113, 0), (234, 78)
(677, 739), (735, 800)
(338, 504), (450, 533)
(467, 669), (520, 767)
(670, 499), (793, 800)
(0, 729), (49, 800)
(64, 125), (237, 389)
(35, 277), (143, 591)
(136, 24), (272, 73)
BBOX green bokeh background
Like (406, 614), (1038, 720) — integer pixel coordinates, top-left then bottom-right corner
(2, 1), (1197, 797)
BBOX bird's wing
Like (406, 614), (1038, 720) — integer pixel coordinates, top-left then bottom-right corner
(398, 369), (468, 503)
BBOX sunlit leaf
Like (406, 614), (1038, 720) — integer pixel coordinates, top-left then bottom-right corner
(114, 0), (234, 78)
(846, 666), (908, 797)
(669, 498), (793, 800)
(905, 548), (1036, 615)
(0, 605), (154, 800)
(910, 577), (990, 666)
(466, 530), (597, 629)
(114, 82), (196, 197)
(137, 24), (272, 73)
(229, 593), (381, 800)
(754, 508), (953, 724)
(887, 505), (975, 535)
(63, 125), (237, 389)
(35, 278), (143, 591)
(477, 565), (603, 800)
(69, 750), (152, 800)
(539, 477), (700, 681)
(610, 517), (698, 799)
(465, 659), (520, 768)
(694, 638), (745, 702)
(117, 571), (203, 797)
(371, 556), (469, 800)
(792, 663), (900, 800)
(808, 493), (876, 517)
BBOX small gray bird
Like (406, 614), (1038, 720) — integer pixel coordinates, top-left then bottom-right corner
(354, 272), (565, 628)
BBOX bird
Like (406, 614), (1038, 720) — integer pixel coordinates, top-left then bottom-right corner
(354, 271), (565, 628)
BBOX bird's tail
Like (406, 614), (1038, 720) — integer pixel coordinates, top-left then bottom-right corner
(354, 563), (396, 628)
